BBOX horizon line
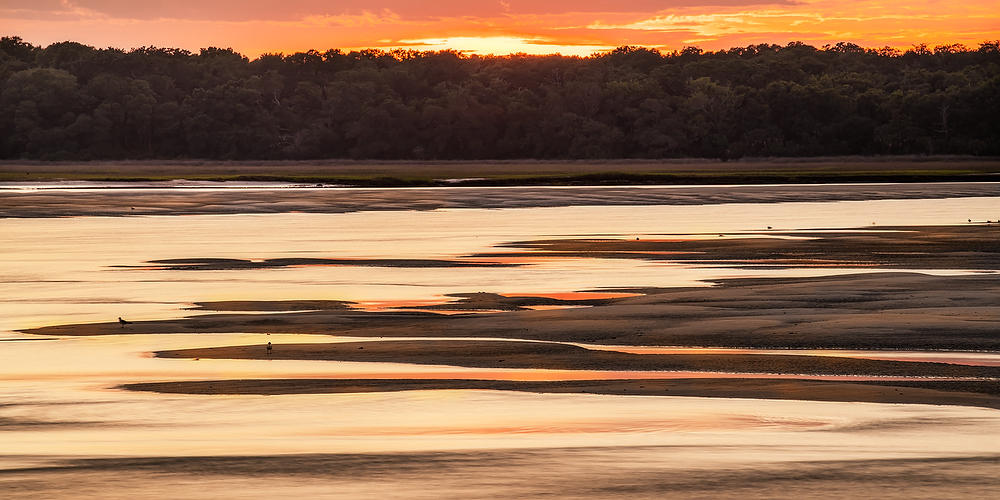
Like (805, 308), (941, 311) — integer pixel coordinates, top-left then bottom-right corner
(7, 35), (1000, 60)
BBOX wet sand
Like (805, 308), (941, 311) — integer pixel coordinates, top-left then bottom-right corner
(1, 181), (998, 218)
(4, 450), (999, 500)
(5, 185), (1000, 499)
(186, 300), (354, 311)
(105, 224), (1000, 272)
(24, 272), (1000, 351)
(25, 270), (999, 407)
(154, 340), (1000, 379)
(480, 224), (1000, 269)
(13, 220), (1000, 408)
(121, 378), (1000, 409)
(116, 257), (521, 270)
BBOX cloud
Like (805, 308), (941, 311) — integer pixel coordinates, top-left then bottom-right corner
(3, 0), (797, 22)
(2, 0), (997, 56)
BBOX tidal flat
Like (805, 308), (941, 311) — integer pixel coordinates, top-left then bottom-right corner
(1, 180), (999, 498)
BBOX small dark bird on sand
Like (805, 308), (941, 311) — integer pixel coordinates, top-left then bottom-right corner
(118, 317), (131, 328)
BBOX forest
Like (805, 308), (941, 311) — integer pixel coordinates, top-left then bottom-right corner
(1, 36), (998, 160)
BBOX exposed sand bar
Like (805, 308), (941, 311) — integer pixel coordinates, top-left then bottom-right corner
(102, 224), (1000, 271)
(116, 257), (522, 270)
(155, 340), (1000, 379)
(24, 273), (1000, 351)
(4, 451), (999, 500)
(120, 378), (1000, 409)
(1, 181), (998, 218)
(582, 346), (1000, 367)
(481, 224), (1000, 269)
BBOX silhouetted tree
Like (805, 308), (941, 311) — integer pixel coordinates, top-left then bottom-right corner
(0, 37), (998, 160)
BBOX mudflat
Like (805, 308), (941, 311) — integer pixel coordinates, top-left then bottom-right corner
(5, 450), (999, 500)
(24, 272), (1000, 350)
(121, 378), (1000, 409)
(24, 269), (1000, 407)
(15, 217), (999, 407)
(2, 181), (998, 218)
(480, 224), (1000, 269)
(154, 339), (1000, 378)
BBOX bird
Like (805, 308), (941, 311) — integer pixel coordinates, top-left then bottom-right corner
(118, 317), (131, 328)
(266, 341), (273, 356)
(767, 226), (773, 230)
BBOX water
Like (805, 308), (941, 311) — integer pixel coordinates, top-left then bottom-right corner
(3, 196), (997, 330)
(1, 185), (998, 498)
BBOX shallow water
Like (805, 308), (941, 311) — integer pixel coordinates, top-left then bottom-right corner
(1, 186), (998, 497)
(2, 195), (997, 331)
(2, 329), (998, 465)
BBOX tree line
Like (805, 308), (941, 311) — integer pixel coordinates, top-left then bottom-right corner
(1, 36), (998, 160)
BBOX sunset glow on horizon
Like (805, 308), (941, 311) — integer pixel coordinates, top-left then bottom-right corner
(3, 1), (999, 57)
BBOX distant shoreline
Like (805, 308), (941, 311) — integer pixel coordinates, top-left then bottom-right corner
(3, 178), (996, 218)
(2, 157), (999, 186)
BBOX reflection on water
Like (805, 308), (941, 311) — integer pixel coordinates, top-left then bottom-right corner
(1, 188), (999, 497)
(4, 366), (999, 460)
(4, 375), (1000, 500)
(4, 449), (998, 500)
(7, 334), (991, 392)
(2, 196), (998, 331)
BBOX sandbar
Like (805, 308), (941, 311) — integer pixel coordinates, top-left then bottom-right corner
(154, 339), (1000, 379)
(24, 272), (1000, 351)
(120, 378), (1000, 409)
(2, 181), (998, 218)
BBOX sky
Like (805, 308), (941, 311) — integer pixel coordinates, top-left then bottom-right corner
(2, 1), (998, 57)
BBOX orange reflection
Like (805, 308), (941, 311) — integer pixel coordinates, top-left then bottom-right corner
(476, 256), (566, 265)
(351, 299), (443, 310)
(247, 371), (987, 383)
(522, 305), (589, 311)
(503, 291), (641, 300)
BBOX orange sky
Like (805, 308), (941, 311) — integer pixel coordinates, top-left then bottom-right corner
(3, 1), (998, 56)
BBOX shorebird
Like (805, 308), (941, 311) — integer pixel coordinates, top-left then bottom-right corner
(118, 317), (131, 328)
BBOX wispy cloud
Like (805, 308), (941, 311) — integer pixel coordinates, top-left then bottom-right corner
(2, 0), (997, 56)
